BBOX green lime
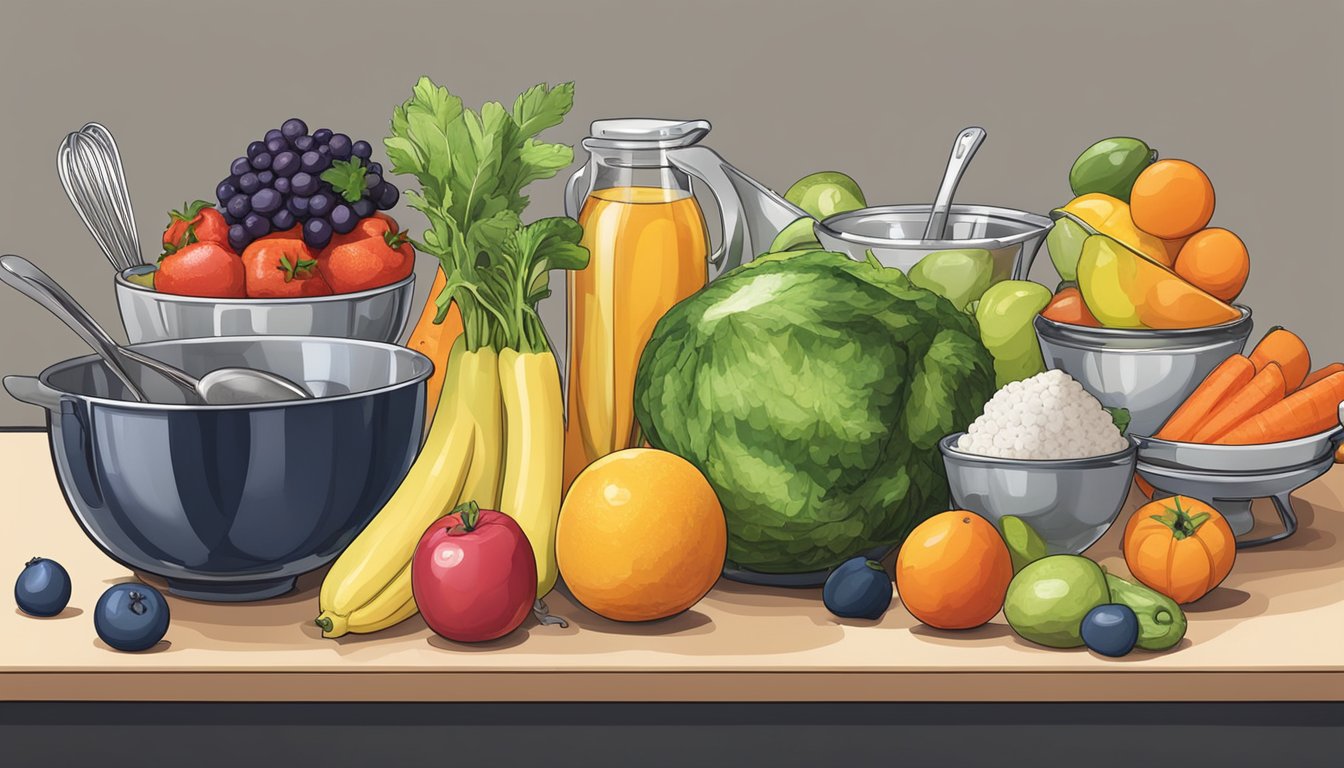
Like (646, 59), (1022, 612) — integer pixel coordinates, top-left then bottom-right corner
(768, 217), (821, 253)
(908, 248), (995, 311)
(1046, 215), (1091, 282)
(1068, 138), (1157, 203)
(1004, 555), (1110, 648)
(999, 515), (1048, 574)
(784, 171), (867, 220)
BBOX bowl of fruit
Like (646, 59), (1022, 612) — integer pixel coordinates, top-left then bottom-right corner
(115, 119), (416, 344)
(1034, 138), (1256, 437)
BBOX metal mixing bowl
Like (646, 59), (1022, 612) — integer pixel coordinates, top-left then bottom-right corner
(1034, 307), (1254, 437)
(115, 265), (416, 344)
(4, 336), (431, 601)
(814, 203), (1051, 279)
(939, 433), (1138, 555)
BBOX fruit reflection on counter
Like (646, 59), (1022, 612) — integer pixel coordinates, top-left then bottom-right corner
(1155, 327), (1344, 444)
(556, 449), (727, 622)
(314, 78), (587, 639)
(634, 249), (995, 575)
(1044, 138), (1250, 330)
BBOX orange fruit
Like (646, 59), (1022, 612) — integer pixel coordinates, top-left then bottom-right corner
(1174, 227), (1250, 302)
(556, 448), (727, 622)
(1130, 159), (1215, 239)
(895, 511), (1013, 630)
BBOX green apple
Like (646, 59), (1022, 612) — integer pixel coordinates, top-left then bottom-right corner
(908, 248), (995, 312)
(784, 171), (867, 220)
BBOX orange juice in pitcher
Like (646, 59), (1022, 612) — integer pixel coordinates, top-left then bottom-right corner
(560, 119), (810, 487)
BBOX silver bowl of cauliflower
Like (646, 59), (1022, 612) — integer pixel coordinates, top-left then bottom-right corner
(940, 370), (1138, 555)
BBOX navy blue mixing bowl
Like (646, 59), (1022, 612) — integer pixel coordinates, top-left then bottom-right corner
(5, 336), (430, 601)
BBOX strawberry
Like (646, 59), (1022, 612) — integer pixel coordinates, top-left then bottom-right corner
(156, 242), (246, 298)
(242, 237), (332, 298)
(316, 216), (414, 294)
(162, 200), (230, 255)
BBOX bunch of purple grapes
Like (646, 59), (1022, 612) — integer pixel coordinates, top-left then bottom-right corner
(215, 118), (400, 252)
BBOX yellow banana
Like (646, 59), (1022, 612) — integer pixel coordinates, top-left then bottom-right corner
(314, 339), (476, 638)
(461, 346), (503, 510)
(498, 348), (564, 600)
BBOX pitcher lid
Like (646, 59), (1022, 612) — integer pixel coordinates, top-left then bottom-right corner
(586, 119), (711, 149)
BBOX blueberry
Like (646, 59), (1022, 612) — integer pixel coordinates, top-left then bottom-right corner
(228, 224), (248, 252)
(273, 176), (291, 195)
(303, 217), (332, 249)
(287, 195), (310, 216)
(328, 133), (352, 160)
(95, 583), (169, 652)
(257, 170), (275, 186)
(822, 557), (892, 620)
(221, 208), (238, 226)
(294, 135), (315, 152)
(266, 136), (287, 155)
(290, 171), (317, 196)
(226, 194), (252, 219)
(246, 140), (267, 160)
(1081, 604), (1139, 658)
(308, 192), (333, 217)
(264, 128), (284, 144)
(366, 162), (382, 176)
(238, 172), (260, 195)
(250, 151), (272, 171)
(374, 182), (399, 210)
(216, 179), (237, 203)
(364, 172), (382, 190)
(15, 557), (71, 617)
(299, 151), (325, 174)
(229, 156), (251, 177)
(272, 150), (299, 177)
(251, 188), (281, 214)
(351, 198), (374, 219)
(312, 128), (333, 144)
(329, 204), (355, 234)
(243, 211), (272, 239)
(351, 140), (372, 160)
(281, 118), (308, 140)
(271, 208), (295, 231)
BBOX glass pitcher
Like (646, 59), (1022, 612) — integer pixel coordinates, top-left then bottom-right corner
(560, 119), (804, 488)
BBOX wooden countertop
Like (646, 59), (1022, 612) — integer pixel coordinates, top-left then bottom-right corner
(3, 431), (1341, 702)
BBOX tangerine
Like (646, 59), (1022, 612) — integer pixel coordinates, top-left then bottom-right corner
(1130, 159), (1215, 239)
(895, 511), (1013, 629)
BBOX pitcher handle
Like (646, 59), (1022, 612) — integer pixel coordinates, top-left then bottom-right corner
(666, 146), (809, 280)
(563, 164), (590, 220)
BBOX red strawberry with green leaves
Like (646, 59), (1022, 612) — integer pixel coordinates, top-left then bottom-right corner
(241, 237), (332, 298)
(162, 200), (230, 255)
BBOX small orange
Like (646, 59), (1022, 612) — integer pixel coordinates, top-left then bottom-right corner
(1174, 227), (1250, 302)
(1130, 159), (1216, 239)
(556, 448), (727, 622)
(895, 511), (1013, 630)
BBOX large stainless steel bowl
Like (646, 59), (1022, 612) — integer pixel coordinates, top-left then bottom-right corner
(815, 203), (1051, 280)
(940, 433), (1138, 555)
(1034, 307), (1254, 437)
(115, 265), (415, 344)
(4, 336), (431, 601)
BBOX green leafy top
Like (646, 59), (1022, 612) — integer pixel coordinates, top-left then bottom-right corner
(320, 160), (369, 203)
(384, 77), (587, 352)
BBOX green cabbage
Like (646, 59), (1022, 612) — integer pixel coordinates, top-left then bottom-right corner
(634, 250), (995, 573)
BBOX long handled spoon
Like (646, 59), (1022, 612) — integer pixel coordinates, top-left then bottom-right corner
(922, 126), (988, 242)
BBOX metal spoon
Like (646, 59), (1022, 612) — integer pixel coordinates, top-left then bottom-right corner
(922, 126), (987, 242)
(0, 255), (310, 405)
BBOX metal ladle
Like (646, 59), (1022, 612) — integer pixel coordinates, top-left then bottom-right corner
(922, 126), (988, 242)
(0, 255), (310, 405)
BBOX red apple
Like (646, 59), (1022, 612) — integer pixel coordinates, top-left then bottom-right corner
(411, 501), (536, 643)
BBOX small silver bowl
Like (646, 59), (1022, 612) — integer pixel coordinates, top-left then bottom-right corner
(814, 203), (1051, 280)
(115, 265), (416, 344)
(1034, 307), (1254, 437)
(939, 433), (1138, 555)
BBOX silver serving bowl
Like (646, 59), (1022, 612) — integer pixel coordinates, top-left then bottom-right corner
(115, 265), (415, 344)
(815, 203), (1051, 280)
(939, 433), (1138, 555)
(1034, 307), (1254, 437)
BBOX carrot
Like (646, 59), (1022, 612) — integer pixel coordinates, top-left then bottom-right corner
(1190, 362), (1287, 442)
(1300, 363), (1344, 392)
(406, 266), (465, 425)
(1248, 327), (1310, 391)
(1217, 372), (1344, 444)
(1136, 476), (1155, 499)
(1155, 355), (1256, 441)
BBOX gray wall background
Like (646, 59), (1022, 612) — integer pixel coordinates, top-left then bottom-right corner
(1, 0), (1340, 425)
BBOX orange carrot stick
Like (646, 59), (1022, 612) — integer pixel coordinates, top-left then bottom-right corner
(1300, 363), (1344, 392)
(1155, 355), (1256, 441)
(1218, 372), (1344, 444)
(1248, 327), (1310, 391)
(1191, 362), (1287, 443)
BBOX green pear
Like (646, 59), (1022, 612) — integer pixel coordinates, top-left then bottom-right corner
(975, 280), (1052, 387)
(908, 248), (995, 312)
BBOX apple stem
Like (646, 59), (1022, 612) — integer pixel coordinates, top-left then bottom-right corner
(450, 500), (481, 532)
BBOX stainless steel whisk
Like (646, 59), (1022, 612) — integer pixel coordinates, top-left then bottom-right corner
(57, 122), (145, 271)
